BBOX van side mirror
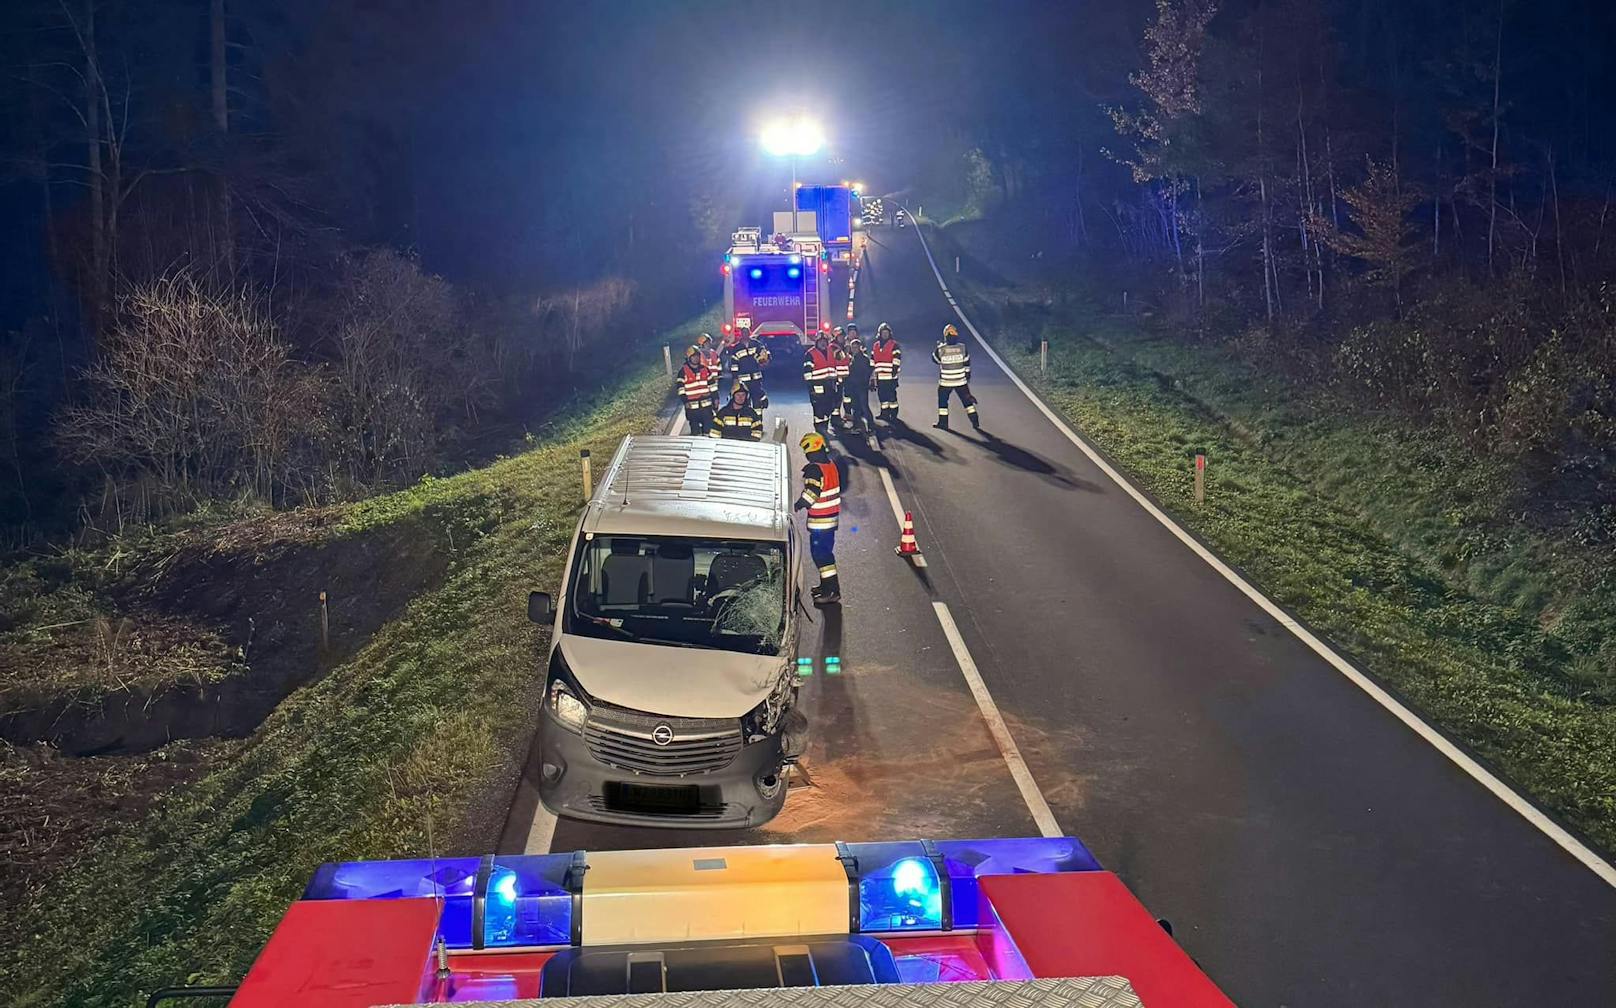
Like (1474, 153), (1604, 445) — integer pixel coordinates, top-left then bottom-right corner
(528, 591), (553, 624)
(772, 417), (790, 444)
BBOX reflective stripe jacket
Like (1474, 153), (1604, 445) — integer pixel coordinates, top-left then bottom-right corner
(678, 363), (715, 406)
(709, 402), (764, 441)
(933, 340), (971, 387)
(727, 341), (767, 382)
(799, 460), (841, 530)
(801, 347), (839, 394)
(698, 346), (722, 371)
(832, 344), (851, 381)
(871, 337), (902, 380)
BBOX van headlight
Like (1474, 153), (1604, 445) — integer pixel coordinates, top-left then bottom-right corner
(546, 653), (590, 734)
(548, 678), (588, 733)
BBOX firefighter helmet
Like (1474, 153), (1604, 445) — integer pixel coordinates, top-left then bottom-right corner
(685, 345), (700, 358)
(847, 322), (858, 332)
(799, 432), (827, 455)
(877, 322), (892, 335)
(833, 326), (845, 338)
(696, 333), (712, 346)
(942, 323), (959, 340)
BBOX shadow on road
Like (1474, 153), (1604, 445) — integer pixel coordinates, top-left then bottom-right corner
(872, 418), (945, 457)
(941, 427), (1102, 491)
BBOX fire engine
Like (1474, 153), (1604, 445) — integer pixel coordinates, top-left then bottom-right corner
(721, 227), (830, 355)
(153, 835), (1235, 1007)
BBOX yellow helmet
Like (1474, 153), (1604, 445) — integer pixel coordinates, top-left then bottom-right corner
(685, 345), (700, 358)
(942, 323), (959, 339)
(799, 432), (827, 454)
(696, 333), (712, 346)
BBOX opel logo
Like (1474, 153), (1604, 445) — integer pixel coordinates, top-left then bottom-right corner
(651, 724), (674, 746)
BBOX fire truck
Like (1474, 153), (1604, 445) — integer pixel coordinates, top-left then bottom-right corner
(721, 227), (830, 354)
(153, 834), (1235, 1007)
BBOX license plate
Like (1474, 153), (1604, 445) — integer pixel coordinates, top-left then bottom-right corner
(604, 781), (701, 815)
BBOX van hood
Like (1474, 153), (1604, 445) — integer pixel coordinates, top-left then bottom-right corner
(559, 634), (783, 719)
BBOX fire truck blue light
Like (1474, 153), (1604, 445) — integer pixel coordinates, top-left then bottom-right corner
(788, 267), (801, 278)
(749, 268), (763, 280)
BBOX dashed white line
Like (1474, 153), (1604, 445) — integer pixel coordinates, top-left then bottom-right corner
(876, 466), (926, 567)
(932, 601), (1063, 839)
(908, 216), (1616, 890)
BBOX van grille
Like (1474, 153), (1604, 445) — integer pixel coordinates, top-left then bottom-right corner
(584, 704), (742, 776)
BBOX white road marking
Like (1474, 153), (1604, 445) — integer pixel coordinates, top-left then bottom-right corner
(933, 601), (1063, 838)
(524, 800), (557, 854)
(663, 406), (685, 436)
(908, 217), (1616, 889)
(877, 466), (927, 567)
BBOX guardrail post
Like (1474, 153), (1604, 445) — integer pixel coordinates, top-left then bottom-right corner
(1194, 454), (1206, 504)
(580, 449), (593, 500)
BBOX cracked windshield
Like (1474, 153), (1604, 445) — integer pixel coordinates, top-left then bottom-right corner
(569, 536), (785, 655)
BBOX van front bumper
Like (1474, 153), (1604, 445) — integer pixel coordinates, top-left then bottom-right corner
(536, 708), (789, 830)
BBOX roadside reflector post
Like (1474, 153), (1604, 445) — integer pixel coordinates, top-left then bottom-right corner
(662, 345), (673, 378)
(580, 449), (593, 501)
(1123, 290), (1129, 314)
(1194, 453), (1206, 504)
(319, 591), (329, 652)
(954, 256), (960, 274)
(1040, 339), (1049, 376)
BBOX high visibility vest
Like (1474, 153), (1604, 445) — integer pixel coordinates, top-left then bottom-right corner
(698, 346), (721, 371)
(802, 348), (839, 393)
(871, 338), (902, 380)
(833, 347), (851, 380)
(934, 340), (970, 387)
(679, 363), (714, 406)
(709, 403), (764, 441)
(800, 460), (841, 530)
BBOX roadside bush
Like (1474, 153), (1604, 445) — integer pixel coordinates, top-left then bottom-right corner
(57, 275), (326, 516)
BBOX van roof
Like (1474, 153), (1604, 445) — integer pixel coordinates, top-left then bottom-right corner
(583, 435), (791, 541)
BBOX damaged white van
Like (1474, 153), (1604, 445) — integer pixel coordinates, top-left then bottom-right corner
(526, 434), (806, 828)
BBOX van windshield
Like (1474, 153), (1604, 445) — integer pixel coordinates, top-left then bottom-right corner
(567, 535), (786, 656)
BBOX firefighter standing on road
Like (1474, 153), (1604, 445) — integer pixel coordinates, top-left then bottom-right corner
(696, 332), (722, 374)
(676, 345), (716, 436)
(871, 322), (902, 420)
(844, 335), (876, 435)
(802, 331), (841, 435)
(793, 432), (841, 606)
(725, 327), (770, 408)
(709, 384), (765, 441)
(933, 323), (980, 430)
(840, 323), (860, 424)
(828, 326), (847, 425)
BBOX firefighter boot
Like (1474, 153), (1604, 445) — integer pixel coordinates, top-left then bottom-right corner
(811, 577), (841, 606)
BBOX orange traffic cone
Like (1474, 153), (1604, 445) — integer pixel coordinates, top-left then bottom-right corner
(895, 511), (922, 558)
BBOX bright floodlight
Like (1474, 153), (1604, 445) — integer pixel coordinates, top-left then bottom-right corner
(761, 118), (825, 158)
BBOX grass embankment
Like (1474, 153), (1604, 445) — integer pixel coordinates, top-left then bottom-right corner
(941, 255), (1616, 856)
(0, 343), (684, 1006)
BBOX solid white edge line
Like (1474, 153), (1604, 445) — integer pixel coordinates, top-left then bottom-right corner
(908, 219), (1616, 889)
(663, 404), (685, 436)
(524, 802), (557, 854)
(933, 601), (1063, 839)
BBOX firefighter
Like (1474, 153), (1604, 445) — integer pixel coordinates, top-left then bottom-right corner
(871, 322), (902, 420)
(801, 331), (841, 435)
(695, 332), (722, 374)
(726, 327), (770, 408)
(933, 323), (980, 430)
(843, 335), (876, 435)
(676, 345), (716, 436)
(792, 432), (841, 605)
(709, 384), (765, 441)
(840, 323), (860, 423)
(827, 326), (847, 424)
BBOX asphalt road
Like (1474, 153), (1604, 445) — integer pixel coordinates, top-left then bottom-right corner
(523, 229), (1616, 1006)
